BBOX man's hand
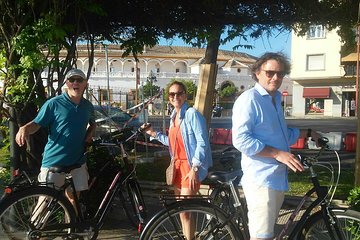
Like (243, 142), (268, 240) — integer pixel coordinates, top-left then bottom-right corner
(15, 121), (40, 147)
(16, 126), (29, 147)
(258, 146), (304, 173)
(275, 151), (304, 172)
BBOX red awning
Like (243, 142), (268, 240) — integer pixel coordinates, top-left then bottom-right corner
(303, 88), (330, 98)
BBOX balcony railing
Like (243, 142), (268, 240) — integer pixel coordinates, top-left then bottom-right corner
(90, 71), (252, 82)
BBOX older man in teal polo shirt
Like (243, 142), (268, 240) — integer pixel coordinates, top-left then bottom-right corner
(16, 68), (96, 208)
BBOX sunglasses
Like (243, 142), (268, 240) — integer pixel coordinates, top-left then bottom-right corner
(169, 91), (185, 98)
(68, 77), (85, 83)
(262, 70), (286, 78)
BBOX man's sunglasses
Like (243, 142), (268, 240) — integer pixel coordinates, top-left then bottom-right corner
(169, 91), (185, 98)
(262, 70), (286, 78)
(68, 77), (85, 83)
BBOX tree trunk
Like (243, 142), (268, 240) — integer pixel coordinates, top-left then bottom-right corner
(194, 31), (221, 129)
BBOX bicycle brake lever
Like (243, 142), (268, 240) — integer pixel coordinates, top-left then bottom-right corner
(298, 154), (310, 169)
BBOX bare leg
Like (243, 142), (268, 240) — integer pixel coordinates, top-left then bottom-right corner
(174, 186), (199, 240)
(65, 189), (80, 216)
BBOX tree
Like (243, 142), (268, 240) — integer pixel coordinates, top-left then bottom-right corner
(219, 85), (238, 98)
(0, 0), (358, 174)
(143, 82), (161, 99)
(0, 0), (102, 172)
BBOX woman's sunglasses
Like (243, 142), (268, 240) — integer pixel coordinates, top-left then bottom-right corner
(169, 91), (184, 98)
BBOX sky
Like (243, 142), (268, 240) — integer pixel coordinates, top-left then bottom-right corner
(159, 30), (292, 58)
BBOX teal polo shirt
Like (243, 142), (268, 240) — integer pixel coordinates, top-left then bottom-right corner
(34, 92), (95, 167)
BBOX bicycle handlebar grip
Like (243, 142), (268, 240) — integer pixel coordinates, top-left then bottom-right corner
(318, 137), (329, 147)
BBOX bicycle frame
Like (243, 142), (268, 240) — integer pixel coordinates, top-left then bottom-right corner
(8, 130), (146, 238)
(280, 168), (343, 239)
(206, 137), (347, 240)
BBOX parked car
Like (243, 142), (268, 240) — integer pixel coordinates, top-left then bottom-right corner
(93, 105), (142, 137)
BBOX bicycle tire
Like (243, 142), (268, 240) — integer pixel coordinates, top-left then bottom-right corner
(0, 186), (76, 240)
(298, 208), (360, 240)
(140, 199), (242, 240)
(120, 178), (147, 229)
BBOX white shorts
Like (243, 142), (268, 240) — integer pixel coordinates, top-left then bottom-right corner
(242, 182), (284, 239)
(38, 163), (89, 192)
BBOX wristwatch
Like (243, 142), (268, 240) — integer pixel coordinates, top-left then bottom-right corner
(192, 166), (199, 172)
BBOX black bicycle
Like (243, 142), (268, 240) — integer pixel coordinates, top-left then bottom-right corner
(140, 137), (360, 239)
(0, 126), (148, 240)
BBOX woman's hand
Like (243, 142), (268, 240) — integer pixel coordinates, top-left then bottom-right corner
(185, 168), (200, 191)
(141, 123), (156, 137)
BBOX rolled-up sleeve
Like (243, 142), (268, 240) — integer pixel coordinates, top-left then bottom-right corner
(287, 127), (300, 146)
(232, 94), (265, 156)
(155, 132), (169, 146)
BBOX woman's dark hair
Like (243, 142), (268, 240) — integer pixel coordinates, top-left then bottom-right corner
(168, 80), (187, 93)
(250, 52), (291, 81)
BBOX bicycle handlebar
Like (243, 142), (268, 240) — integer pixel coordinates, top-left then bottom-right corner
(298, 136), (329, 168)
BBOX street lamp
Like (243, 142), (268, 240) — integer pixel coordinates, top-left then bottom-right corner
(216, 82), (221, 106)
(147, 70), (157, 97)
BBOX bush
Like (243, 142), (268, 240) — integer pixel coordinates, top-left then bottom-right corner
(219, 85), (238, 98)
(348, 187), (360, 211)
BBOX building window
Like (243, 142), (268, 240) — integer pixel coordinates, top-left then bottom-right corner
(176, 68), (180, 73)
(306, 54), (325, 71)
(344, 64), (356, 76)
(307, 25), (326, 39)
(131, 67), (135, 72)
(156, 68), (160, 73)
(237, 68), (241, 73)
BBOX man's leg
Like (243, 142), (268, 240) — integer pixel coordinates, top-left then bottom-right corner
(242, 182), (284, 240)
(67, 163), (89, 215)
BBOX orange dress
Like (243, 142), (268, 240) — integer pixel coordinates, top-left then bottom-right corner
(169, 122), (199, 189)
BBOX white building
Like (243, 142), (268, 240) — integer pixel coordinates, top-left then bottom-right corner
(52, 44), (293, 110)
(290, 25), (353, 117)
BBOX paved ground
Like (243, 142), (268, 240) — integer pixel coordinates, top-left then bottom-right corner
(96, 190), (163, 239)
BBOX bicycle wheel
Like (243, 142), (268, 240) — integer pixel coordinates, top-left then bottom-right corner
(298, 208), (360, 240)
(140, 199), (242, 240)
(0, 186), (76, 240)
(120, 178), (147, 229)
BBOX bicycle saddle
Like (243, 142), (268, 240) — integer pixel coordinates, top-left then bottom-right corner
(49, 164), (82, 174)
(208, 170), (242, 183)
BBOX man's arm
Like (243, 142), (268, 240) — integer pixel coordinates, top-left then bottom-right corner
(15, 121), (41, 147)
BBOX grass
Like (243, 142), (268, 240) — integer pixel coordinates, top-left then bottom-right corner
(134, 150), (356, 202)
(288, 166), (354, 200)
